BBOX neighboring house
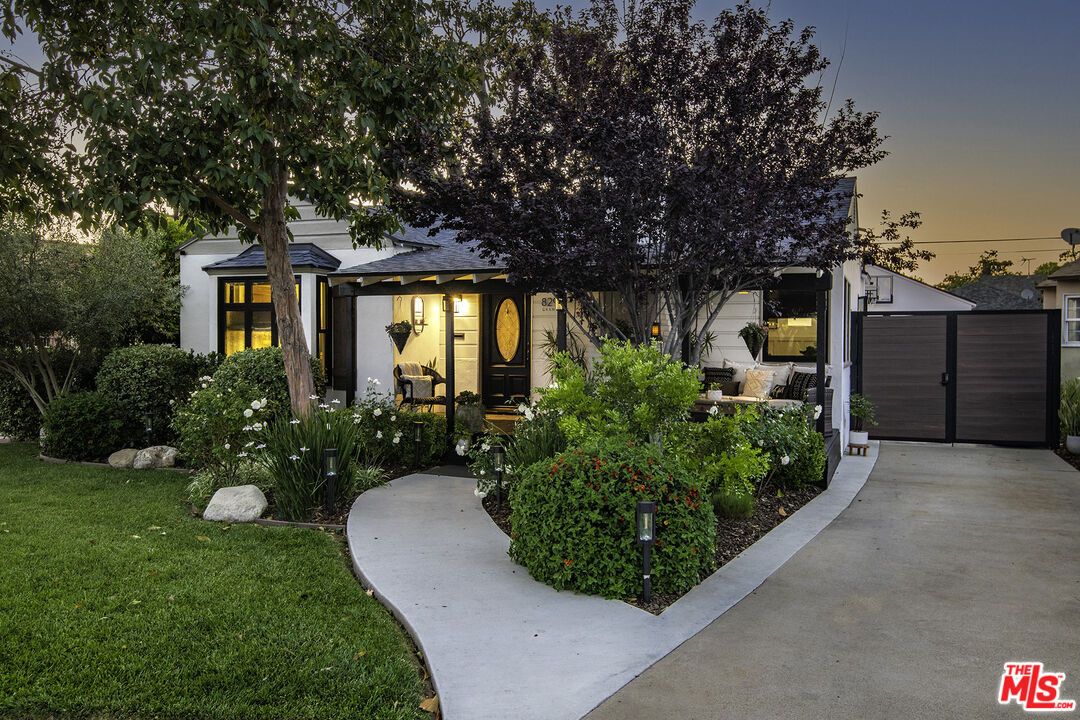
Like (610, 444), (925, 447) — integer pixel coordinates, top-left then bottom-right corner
(949, 274), (1046, 310)
(1038, 260), (1080, 379)
(863, 265), (975, 313)
(178, 179), (871, 461)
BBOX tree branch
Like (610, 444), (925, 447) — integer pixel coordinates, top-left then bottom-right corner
(196, 183), (259, 235)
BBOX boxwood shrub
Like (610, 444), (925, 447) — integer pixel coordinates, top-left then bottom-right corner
(95, 344), (203, 445)
(0, 374), (41, 442)
(509, 438), (715, 598)
(211, 347), (326, 421)
(41, 391), (125, 462)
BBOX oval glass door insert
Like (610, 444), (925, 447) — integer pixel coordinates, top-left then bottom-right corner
(495, 298), (520, 362)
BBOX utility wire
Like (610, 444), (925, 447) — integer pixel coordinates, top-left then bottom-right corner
(878, 236), (1059, 245)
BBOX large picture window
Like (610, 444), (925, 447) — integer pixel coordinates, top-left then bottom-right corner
(763, 276), (827, 362)
(1064, 295), (1080, 345)
(218, 278), (299, 356)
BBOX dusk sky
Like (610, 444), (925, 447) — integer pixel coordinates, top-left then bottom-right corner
(7, 1), (1078, 282)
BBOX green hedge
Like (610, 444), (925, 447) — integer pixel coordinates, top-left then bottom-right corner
(41, 391), (125, 462)
(212, 347), (326, 421)
(509, 438), (715, 598)
(95, 344), (205, 445)
(0, 375), (41, 442)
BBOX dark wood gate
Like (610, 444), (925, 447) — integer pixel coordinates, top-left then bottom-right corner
(854, 311), (1060, 446)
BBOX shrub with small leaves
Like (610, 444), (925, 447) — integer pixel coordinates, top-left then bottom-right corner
(41, 390), (125, 462)
(509, 437), (715, 598)
(171, 381), (270, 486)
(211, 347), (326, 421)
(742, 404), (825, 489)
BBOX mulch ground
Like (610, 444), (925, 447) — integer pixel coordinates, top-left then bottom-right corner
(484, 483), (821, 615)
(1054, 447), (1080, 472)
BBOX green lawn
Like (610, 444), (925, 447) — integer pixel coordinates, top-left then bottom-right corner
(0, 443), (427, 719)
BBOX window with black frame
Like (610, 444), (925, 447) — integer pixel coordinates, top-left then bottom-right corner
(316, 276), (332, 374)
(218, 278), (300, 356)
(763, 281), (826, 362)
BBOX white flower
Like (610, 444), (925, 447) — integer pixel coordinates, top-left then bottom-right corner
(237, 451), (247, 458)
(353, 417), (361, 424)
(255, 444), (266, 450)
(757, 440), (764, 447)
(250, 400), (260, 410)
(245, 441), (254, 448)
(455, 440), (467, 456)
(200, 382), (208, 389)
(474, 487), (487, 498)
(331, 399), (341, 404)
(392, 436), (400, 444)
(394, 431), (402, 439)
(290, 418), (300, 425)
(814, 404), (823, 420)
(200, 375), (212, 382)
(524, 408), (535, 421)
(781, 455), (791, 466)
(253, 422), (263, 431)
(479, 469), (485, 476)
(372, 378), (380, 386)
(318, 403), (329, 409)
(300, 446), (309, 452)
(373, 408), (382, 417)
(549, 380), (559, 389)
(224, 443), (230, 450)
(481, 442), (490, 452)
(517, 403), (527, 413)
(243, 425), (252, 431)
(352, 414), (361, 420)
(709, 405), (719, 416)
(376, 431), (383, 439)
(289, 454), (299, 461)
(390, 415), (396, 422)
(308, 394), (318, 400)
(243, 408), (253, 418)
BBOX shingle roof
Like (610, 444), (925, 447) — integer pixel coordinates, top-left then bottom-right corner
(1048, 258), (1080, 281)
(202, 243), (341, 272)
(949, 274), (1044, 310)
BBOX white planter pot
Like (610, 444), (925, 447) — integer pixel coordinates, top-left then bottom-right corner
(849, 430), (869, 446)
(706, 390), (724, 402)
(1066, 435), (1080, 455)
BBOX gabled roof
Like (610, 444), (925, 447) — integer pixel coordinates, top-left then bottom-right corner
(334, 235), (504, 278)
(866, 265), (976, 308)
(202, 243), (341, 272)
(1047, 258), (1080, 281)
(948, 274), (1044, 310)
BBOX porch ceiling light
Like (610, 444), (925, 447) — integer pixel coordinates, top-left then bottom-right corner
(412, 296), (425, 334)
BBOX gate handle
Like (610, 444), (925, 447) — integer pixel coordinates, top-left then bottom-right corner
(941, 372), (950, 386)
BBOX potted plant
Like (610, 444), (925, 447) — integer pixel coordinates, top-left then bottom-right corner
(849, 393), (876, 445)
(455, 390), (485, 435)
(738, 322), (768, 360)
(706, 382), (725, 402)
(385, 320), (412, 353)
(1059, 379), (1080, 454)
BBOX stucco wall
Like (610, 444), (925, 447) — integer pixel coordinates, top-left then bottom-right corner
(867, 268), (974, 312)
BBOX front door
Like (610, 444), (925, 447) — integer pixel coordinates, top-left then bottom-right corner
(482, 293), (530, 409)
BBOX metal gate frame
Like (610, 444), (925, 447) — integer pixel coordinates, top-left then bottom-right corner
(853, 310), (1061, 448)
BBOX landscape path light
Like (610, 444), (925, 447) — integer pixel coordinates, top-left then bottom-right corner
(491, 444), (505, 507)
(323, 448), (339, 515)
(413, 420), (424, 468)
(142, 411), (154, 446)
(636, 501), (657, 603)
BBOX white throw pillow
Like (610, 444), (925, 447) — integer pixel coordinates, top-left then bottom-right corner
(722, 359), (757, 386)
(757, 362), (793, 386)
(743, 368), (775, 399)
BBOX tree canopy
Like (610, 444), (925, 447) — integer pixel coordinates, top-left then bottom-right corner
(938, 249), (1015, 290)
(0, 217), (184, 413)
(857, 210), (934, 277)
(3, 0), (474, 414)
(403, 0), (885, 361)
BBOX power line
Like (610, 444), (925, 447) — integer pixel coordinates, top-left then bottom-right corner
(879, 236), (1060, 245)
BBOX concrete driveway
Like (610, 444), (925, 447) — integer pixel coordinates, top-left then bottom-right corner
(586, 442), (1080, 720)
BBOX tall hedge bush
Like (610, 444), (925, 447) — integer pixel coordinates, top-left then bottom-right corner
(41, 391), (125, 462)
(0, 374), (41, 441)
(95, 344), (206, 444)
(509, 438), (715, 598)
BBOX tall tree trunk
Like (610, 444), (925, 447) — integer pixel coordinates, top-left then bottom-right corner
(260, 164), (316, 417)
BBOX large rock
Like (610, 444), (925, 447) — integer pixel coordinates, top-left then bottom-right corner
(203, 485), (268, 523)
(133, 445), (179, 470)
(108, 448), (139, 469)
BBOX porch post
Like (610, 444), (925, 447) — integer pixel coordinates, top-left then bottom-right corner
(814, 272), (831, 435)
(556, 295), (567, 352)
(444, 294), (456, 456)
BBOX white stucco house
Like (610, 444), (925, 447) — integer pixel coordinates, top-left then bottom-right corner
(175, 178), (963, 476)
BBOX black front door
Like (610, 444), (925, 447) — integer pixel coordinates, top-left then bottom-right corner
(482, 293), (530, 409)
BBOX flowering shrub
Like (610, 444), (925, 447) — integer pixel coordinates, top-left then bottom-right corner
(464, 431), (510, 498)
(260, 401), (359, 521)
(741, 404), (826, 489)
(171, 379), (270, 486)
(537, 340), (700, 445)
(348, 378), (446, 469)
(509, 438), (715, 598)
(210, 347), (325, 423)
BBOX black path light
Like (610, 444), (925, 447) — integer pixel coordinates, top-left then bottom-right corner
(323, 448), (339, 515)
(491, 444), (505, 507)
(142, 411), (154, 446)
(412, 420), (424, 468)
(636, 501), (657, 603)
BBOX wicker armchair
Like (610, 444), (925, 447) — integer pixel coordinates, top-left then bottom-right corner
(393, 364), (447, 411)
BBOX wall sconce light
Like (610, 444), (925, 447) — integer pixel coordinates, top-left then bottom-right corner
(651, 323), (662, 341)
(412, 296), (425, 334)
(636, 501), (657, 603)
(453, 296), (466, 315)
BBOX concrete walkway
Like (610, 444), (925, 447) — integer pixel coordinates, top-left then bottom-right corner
(585, 443), (1080, 720)
(347, 446), (878, 720)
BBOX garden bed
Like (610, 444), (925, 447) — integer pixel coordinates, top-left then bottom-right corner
(1054, 446), (1080, 472)
(483, 483), (821, 614)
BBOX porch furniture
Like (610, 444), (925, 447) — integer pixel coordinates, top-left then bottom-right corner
(394, 363), (447, 411)
(848, 443), (869, 456)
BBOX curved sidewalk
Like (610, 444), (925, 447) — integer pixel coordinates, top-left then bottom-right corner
(347, 447), (878, 720)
